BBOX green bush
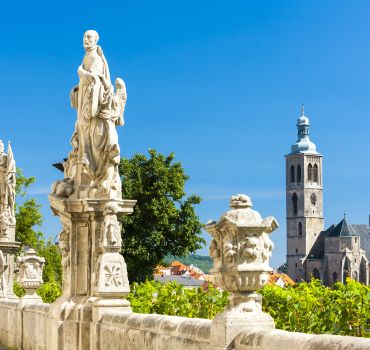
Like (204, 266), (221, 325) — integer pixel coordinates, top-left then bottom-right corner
(128, 278), (370, 338)
(36, 281), (62, 303)
(128, 280), (229, 319)
(261, 278), (370, 338)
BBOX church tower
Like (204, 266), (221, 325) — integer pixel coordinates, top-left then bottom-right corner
(286, 107), (324, 282)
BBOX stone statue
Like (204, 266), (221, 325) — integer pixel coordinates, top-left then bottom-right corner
(68, 29), (127, 198)
(0, 140), (16, 235)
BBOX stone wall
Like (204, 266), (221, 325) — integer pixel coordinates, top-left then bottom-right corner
(98, 312), (211, 350)
(0, 299), (49, 350)
(1, 300), (370, 350)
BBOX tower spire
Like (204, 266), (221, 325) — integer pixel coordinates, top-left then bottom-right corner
(290, 105), (317, 154)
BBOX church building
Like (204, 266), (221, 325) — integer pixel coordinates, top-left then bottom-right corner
(285, 108), (370, 285)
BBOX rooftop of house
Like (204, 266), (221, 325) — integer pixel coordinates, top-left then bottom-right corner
(267, 272), (295, 286)
(154, 275), (204, 287)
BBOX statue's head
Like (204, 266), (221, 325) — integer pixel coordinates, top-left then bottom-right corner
(0, 140), (4, 153)
(83, 30), (99, 50)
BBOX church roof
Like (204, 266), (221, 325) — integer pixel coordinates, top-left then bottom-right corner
(328, 217), (357, 237)
(352, 224), (370, 259)
(306, 219), (370, 261)
(305, 226), (332, 259)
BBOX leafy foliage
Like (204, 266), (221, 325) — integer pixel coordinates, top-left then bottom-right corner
(128, 280), (229, 319)
(128, 278), (370, 338)
(120, 150), (205, 282)
(13, 170), (62, 302)
(163, 254), (213, 274)
(260, 278), (370, 338)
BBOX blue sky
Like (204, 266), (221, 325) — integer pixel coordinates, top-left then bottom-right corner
(1, 1), (370, 268)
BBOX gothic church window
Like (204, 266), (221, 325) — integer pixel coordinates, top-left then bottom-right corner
(343, 259), (350, 284)
(310, 193), (317, 206)
(297, 164), (302, 183)
(290, 165), (295, 182)
(313, 164), (318, 182)
(308, 163), (313, 181)
(292, 193), (298, 215)
(353, 271), (358, 282)
(298, 222), (302, 235)
(360, 258), (367, 284)
(312, 268), (320, 280)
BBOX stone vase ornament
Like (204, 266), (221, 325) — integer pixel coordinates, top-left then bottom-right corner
(17, 248), (45, 301)
(205, 194), (278, 350)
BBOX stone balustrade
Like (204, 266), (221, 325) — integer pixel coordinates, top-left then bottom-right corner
(0, 300), (369, 350)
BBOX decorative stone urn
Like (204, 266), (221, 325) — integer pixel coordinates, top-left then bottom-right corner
(17, 248), (45, 301)
(205, 194), (278, 350)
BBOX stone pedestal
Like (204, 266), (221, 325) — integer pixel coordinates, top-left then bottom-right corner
(49, 194), (136, 350)
(205, 194), (278, 350)
(17, 248), (45, 302)
(0, 227), (21, 299)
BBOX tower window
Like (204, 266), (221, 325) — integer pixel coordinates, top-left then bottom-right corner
(295, 248), (298, 254)
(290, 165), (295, 183)
(292, 193), (298, 215)
(313, 164), (318, 183)
(308, 163), (313, 182)
(298, 222), (302, 235)
(297, 164), (302, 183)
(310, 193), (317, 206)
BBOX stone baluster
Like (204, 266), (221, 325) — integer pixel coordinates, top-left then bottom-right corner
(205, 194), (278, 350)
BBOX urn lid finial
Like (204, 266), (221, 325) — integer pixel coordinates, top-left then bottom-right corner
(230, 194), (252, 209)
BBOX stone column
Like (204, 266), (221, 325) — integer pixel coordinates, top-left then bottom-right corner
(47, 30), (135, 350)
(205, 194), (278, 350)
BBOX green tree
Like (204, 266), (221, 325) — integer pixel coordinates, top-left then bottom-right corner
(120, 150), (205, 282)
(14, 169), (62, 302)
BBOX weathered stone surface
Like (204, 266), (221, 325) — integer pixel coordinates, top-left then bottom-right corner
(0, 141), (20, 299)
(206, 194), (278, 349)
(234, 328), (370, 350)
(17, 248), (45, 302)
(48, 29), (136, 350)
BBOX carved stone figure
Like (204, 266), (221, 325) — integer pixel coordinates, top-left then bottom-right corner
(0, 141), (16, 232)
(67, 30), (127, 198)
(48, 31), (135, 349)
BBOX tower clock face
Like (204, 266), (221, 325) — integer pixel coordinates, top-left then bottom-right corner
(310, 193), (317, 206)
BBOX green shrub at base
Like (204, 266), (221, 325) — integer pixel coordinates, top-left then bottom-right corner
(128, 280), (229, 319)
(128, 278), (370, 338)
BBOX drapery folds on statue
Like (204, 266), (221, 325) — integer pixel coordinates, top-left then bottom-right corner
(48, 30), (135, 349)
(66, 29), (127, 198)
